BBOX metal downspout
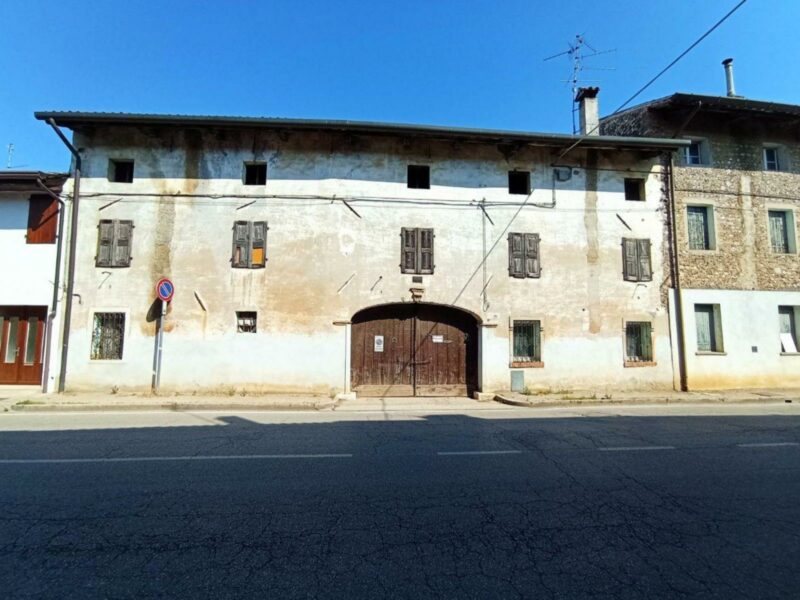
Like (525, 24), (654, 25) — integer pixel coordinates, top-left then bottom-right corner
(47, 119), (81, 393)
(35, 179), (65, 393)
(667, 155), (688, 391)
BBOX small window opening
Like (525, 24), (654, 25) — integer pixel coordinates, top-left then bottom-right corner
(508, 171), (531, 195)
(625, 322), (653, 363)
(407, 165), (430, 189)
(687, 206), (714, 250)
(244, 162), (267, 185)
(624, 178), (645, 201)
(90, 312), (125, 360)
(109, 159), (134, 183)
(683, 141), (704, 166)
(768, 210), (795, 254)
(779, 306), (799, 353)
(237, 311), (257, 333)
(764, 147), (780, 172)
(695, 304), (724, 353)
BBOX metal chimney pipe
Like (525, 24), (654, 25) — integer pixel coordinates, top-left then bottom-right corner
(722, 58), (736, 97)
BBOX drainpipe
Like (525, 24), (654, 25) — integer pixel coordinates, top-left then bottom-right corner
(47, 119), (81, 393)
(667, 155), (688, 391)
(35, 178), (65, 393)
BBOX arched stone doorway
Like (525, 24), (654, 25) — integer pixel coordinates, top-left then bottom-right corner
(351, 303), (479, 397)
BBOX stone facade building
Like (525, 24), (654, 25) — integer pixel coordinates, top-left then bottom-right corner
(35, 109), (685, 396)
(602, 75), (800, 389)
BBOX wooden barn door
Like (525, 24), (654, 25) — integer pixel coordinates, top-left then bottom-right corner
(351, 304), (477, 397)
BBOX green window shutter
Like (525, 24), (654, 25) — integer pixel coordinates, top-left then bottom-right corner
(232, 221), (251, 268)
(96, 220), (114, 267)
(524, 233), (540, 278)
(401, 227), (418, 273)
(622, 238), (638, 281)
(695, 304), (714, 352)
(687, 207), (709, 250)
(419, 228), (434, 274)
(769, 211), (789, 253)
(637, 239), (652, 281)
(251, 221), (268, 268)
(113, 220), (133, 267)
(508, 233), (525, 278)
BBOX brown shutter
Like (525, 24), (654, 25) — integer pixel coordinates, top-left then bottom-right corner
(400, 227), (417, 273)
(419, 228), (434, 274)
(637, 239), (652, 281)
(27, 195), (59, 244)
(232, 221), (250, 268)
(113, 220), (133, 267)
(622, 238), (638, 281)
(524, 233), (540, 278)
(96, 220), (114, 267)
(251, 221), (268, 268)
(508, 233), (524, 278)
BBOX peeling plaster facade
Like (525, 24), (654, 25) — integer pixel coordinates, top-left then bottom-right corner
(47, 118), (682, 394)
(604, 94), (800, 389)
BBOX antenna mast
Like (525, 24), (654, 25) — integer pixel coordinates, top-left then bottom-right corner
(6, 143), (13, 169)
(544, 34), (616, 133)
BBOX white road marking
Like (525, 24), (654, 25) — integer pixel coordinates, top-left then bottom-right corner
(437, 450), (523, 456)
(598, 446), (676, 452)
(737, 442), (799, 448)
(0, 453), (353, 464)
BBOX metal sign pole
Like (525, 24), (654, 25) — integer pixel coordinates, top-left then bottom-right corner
(151, 300), (166, 393)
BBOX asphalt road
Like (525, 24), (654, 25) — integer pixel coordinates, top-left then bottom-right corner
(1, 404), (799, 599)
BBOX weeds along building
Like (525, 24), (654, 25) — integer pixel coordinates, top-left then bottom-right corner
(602, 60), (800, 389)
(36, 98), (686, 396)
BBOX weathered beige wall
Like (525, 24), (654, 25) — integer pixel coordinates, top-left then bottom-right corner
(61, 126), (675, 393)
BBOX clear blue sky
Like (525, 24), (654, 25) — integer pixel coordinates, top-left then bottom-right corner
(1, 0), (798, 172)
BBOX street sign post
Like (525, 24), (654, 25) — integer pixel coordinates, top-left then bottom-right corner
(151, 278), (174, 393)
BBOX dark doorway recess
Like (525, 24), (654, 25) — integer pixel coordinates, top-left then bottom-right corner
(351, 303), (479, 397)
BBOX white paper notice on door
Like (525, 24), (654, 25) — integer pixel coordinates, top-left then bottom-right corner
(780, 333), (798, 353)
(374, 335), (384, 352)
(432, 335), (444, 343)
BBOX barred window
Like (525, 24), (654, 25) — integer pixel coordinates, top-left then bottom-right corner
(512, 320), (541, 363)
(91, 313), (125, 360)
(236, 311), (257, 333)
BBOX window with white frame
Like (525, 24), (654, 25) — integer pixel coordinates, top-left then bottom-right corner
(682, 140), (707, 166)
(768, 210), (796, 254)
(625, 322), (653, 363)
(779, 306), (798, 353)
(763, 146), (781, 171)
(695, 304), (723, 353)
(687, 205), (715, 250)
(512, 320), (541, 364)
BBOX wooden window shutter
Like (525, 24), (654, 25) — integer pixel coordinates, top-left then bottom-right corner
(524, 233), (540, 278)
(232, 221), (251, 268)
(622, 238), (639, 281)
(637, 239), (652, 281)
(96, 220), (114, 267)
(400, 227), (417, 273)
(508, 233), (525, 278)
(419, 228), (434, 274)
(27, 195), (59, 244)
(113, 220), (133, 267)
(251, 221), (268, 268)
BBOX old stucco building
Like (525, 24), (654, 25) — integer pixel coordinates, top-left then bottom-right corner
(602, 65), (800, 389)
(35, 107), (685, 396)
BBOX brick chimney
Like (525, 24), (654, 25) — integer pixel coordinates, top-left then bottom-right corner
(575, 87), (600, 136)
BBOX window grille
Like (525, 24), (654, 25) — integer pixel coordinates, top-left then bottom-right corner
(237, 311), (257, 333)
(512, 320), (541, 362)
(625, 322), (653, 362)
(91, 313), (125, 360)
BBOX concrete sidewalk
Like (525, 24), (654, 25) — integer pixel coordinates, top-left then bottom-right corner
(1, 386), (799, 413)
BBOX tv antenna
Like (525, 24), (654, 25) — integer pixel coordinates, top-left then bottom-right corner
(6, 144), (13, 169)
(544, 34), (616, 133)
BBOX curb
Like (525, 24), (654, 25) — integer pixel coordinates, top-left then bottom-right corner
(9, 400), (338, 413)
(493, 393), (797, 408)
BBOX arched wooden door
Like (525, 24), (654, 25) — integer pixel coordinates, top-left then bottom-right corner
(351, 303), (478, 397)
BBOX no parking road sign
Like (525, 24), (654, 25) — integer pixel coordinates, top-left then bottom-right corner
(156, 278), (174, 302)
